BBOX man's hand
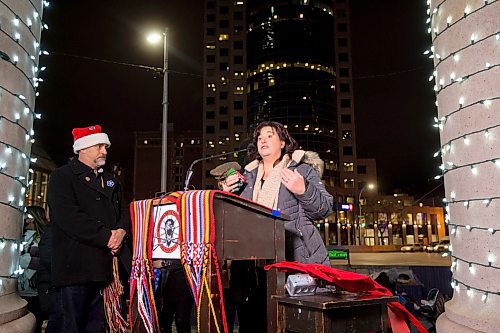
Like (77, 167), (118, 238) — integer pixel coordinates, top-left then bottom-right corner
(107, 228), (126, 255)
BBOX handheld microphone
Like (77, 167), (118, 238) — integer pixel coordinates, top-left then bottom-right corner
(184, 147), (251, 191)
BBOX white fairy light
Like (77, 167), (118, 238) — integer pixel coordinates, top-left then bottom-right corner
(487, 252), (495, 265)
(464, 5), (471, 15)
(459, 97), (465, 107)
(469, 263), (476, 275)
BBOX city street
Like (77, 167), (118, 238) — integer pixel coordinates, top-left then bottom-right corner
(335, 252), (451, 267)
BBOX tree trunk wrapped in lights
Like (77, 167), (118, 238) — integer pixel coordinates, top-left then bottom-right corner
(426, 0), (500, 331)
(0, 0), (45, 331)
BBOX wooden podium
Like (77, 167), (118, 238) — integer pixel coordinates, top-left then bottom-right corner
(201, 192), (287, 333)
(130, 191), (287, 333)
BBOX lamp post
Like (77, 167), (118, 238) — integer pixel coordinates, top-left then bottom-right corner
(358, 183), (375, 245)
(147, 27), (169, 193)
(358, 183), (375, 221)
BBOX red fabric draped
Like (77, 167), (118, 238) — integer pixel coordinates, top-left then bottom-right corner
(264, 261), (427, 333)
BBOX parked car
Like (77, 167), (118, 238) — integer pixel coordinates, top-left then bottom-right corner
(432, 240), (450, 253)
(425, 242), (439, 252)
(401, 243), (425, 252)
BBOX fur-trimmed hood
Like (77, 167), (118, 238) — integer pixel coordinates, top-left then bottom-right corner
(244, 150), (325, 177)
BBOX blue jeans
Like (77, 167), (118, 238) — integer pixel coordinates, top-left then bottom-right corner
(56, 283), (106, 333)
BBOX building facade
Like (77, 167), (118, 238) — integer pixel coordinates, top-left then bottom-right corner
(316, 194), (446, 248)
(133, 129), (203, 199)
(25, 144), (57, 211)
(203, 0), (248, 189)
(202, 0), (365, 193)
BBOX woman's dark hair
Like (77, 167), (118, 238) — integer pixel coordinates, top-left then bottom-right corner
(248, 121), (299, 161)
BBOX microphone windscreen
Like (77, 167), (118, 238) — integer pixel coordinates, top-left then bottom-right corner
(247, 143), (257, 154)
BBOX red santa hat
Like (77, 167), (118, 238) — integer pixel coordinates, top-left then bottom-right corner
(72, 125), (111, 154)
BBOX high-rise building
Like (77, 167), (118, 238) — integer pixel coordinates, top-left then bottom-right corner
(246, 0), (338, 189)
(333, 0), (359, 201)
(202, 0), (365, 200)
(203, 0), (248, 189)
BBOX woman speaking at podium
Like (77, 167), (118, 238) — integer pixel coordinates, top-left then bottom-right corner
(220, 121), (334, 331)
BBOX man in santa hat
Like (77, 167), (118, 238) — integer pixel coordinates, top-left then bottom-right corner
(47, 125), (131, 332)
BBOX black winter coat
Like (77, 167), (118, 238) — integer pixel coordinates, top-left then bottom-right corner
(47, 158), (132, 287)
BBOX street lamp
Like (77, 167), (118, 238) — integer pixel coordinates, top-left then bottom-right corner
(358, 183), (375, 224)
(147, 28), (169, 193)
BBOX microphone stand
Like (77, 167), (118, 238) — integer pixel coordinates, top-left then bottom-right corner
(184, 148), (248, 191)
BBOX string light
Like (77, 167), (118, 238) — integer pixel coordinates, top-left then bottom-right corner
(426, 0), (500, 321)
(428, 0), (497, 42)
(448, 222), (499, 239)
(0, 1), (48, 273)
(437, 121), (500, 159)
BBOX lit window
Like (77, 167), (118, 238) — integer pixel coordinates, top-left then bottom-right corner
(343, 179), (355, 189)
(219, 34), (229, 41)
(343, 163), (354, 172)
(342, 130), (352, 140)
(205, 42), (216, 50)
(234, 86), (244, 95)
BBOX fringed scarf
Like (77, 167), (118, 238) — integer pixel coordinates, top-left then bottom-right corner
(177, 190), (228, 333)
(103, 257), (128, 332)
(252, 155), (290, 209)
(129, 199), (159, 333)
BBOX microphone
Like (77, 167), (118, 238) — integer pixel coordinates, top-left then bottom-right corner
(184, 147), (251, 191)
(246, 143), (257, 155)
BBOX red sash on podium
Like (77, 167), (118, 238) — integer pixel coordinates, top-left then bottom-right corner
(129, 191), (229, 333)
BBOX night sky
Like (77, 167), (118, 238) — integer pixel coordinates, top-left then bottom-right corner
(34, 0), (441, 196)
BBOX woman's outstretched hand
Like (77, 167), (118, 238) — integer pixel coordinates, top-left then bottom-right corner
(281, 169), (305, 195)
